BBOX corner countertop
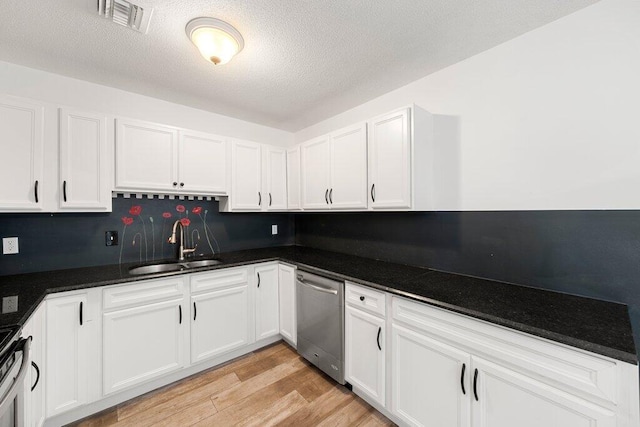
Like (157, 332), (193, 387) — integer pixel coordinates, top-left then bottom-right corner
(0, 245), (636, 364)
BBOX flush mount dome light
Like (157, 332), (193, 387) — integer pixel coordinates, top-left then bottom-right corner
(186, 17), (244, 65)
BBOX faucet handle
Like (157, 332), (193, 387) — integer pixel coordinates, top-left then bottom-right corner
(183, 244), (197, 255)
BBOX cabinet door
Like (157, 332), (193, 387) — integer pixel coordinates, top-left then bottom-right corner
(255, 264), (280, 340)
(103, 299), (186, 395)
(46, 294), (88, 417)
(345, 306), (385, 406)
(278, 264), (296, 345)
(191, 285), (250, 363)
(231, 140), (262, 210)
(472, 357), (615, 427)
(391, 324), (471, 427)
(368, 108), (411, 209)
(286, 146), (301, 210)
(115, 118), (178, 192)
(301, 136), (331, 209)
(0, 96), (44, 211)
(179, 130), (227, 195)
(263, 146), (287, 210)
(330, 123), (368, 209)
(59, 108), (111, 211)
(23, 304), (45, 427)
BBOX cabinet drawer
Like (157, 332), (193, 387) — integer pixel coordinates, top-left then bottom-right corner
(103, 277), (185, 311)
(392, 296), (620, 407)
(346, 282), (386, 317)
(191, 267), (249, 294)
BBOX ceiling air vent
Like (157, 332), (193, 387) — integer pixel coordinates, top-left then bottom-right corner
(96, 0), (153, 33)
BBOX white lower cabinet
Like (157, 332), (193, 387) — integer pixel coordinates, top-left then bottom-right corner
(471, 357), (616, 427)
(255, 263), (280, 340)
(22, 303), (46, 427)
(391, 324), (471, 427)
(45, 293), (91, 417)
(345, 305), (386, 406)
(278, 264), (296, 346)
(102, 281), (188, 395)
(190, 267), (252, 364)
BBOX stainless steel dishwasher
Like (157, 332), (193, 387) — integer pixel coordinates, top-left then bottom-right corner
(296, 270), (345, 385)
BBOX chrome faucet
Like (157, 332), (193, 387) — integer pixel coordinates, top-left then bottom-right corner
(168, 220), (197, 261)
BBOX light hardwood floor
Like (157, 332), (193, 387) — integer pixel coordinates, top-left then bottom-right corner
(69, 341), (395, 427)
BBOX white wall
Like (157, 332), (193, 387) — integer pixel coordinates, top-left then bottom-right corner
(0, 61), (293, 147)
(295, 0), (640, 211)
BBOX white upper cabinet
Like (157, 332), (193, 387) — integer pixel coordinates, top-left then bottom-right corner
(115, 118), (228, 195)
(368, 108), (411, 209)
(58, 108), (111, 211)
(263, 146), (287, 211)
(286, 145), (301, 210)
(368, 106), (434, 210)
(0, 96), (44, 212)
(115, 118), (179, 193)
(178, 130), (227, 195)
(301, 135), (332, 209)
(329, 123), (368, 209)
(229, 139), (262, 210)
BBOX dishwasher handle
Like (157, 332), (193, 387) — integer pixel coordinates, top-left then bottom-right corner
(297, 277), (338, 295)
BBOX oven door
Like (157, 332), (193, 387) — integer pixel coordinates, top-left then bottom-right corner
(0, 337), (31, 427)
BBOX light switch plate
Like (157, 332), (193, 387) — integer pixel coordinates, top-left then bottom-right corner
(271, 225), (278, 235)
(2, 237), (19, 254)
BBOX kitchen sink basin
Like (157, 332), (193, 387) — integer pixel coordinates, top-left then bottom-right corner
(182, 259), (222, 268)
(128, 263), (185, 275)
(128, 259), (222, 275)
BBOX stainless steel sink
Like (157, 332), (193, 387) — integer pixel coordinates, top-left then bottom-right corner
(128, 263), (185, 275)
(183, 259), (222, 268)
(128, 259), (222, 275)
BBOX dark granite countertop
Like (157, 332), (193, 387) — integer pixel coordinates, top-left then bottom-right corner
(0, 245), (636, 364)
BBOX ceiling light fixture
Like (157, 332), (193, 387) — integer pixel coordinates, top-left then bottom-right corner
(185, 17), (244, 66)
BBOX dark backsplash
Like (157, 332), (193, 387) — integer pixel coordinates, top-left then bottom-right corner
(295, 211), (640, 356)
(0, 196), (294, 275)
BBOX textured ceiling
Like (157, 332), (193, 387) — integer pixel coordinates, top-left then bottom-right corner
(0, 0), (598, 131)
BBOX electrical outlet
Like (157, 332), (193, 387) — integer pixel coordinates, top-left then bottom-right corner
(105, 231), (119, 246)
(2, 237), (19, 254)
(271, 225), (278, 235)
(2, 296), (18, 313)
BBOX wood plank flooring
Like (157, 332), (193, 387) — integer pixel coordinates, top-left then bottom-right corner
(69, 342), (395, 427)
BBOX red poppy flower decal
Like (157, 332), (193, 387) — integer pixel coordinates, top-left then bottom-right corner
(162, 212), (172, 219)
(121, 217), (134, 226)
(192, 206), (202, 214)
(129, 206), (142, 216)
(180, 218), (191, 227)
(176, 205), (186, 213)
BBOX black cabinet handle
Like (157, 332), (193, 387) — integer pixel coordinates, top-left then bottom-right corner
(370, 184), (375, 202)
(31, 361), (40, 392)
(180, 182), (185, 187)
(258, 192), (262, 206)
(461, 363), (466, 395)
(359, 296), (365, 301)
(179, 305), (182, 324)
(325, 189), (329, 204)
(34, 180), (39, 203)
(329, 188), (333, 204)
(473, 368), (479, 401)
(173, 182), (178, 186)
(257, 272), (261, 288)
(269, 193), (272, 206)
(376, 326), (382, 351)
(63, 180), (67, 202)
(193, 301), (197, 321)
(79, 301), (83, 326)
